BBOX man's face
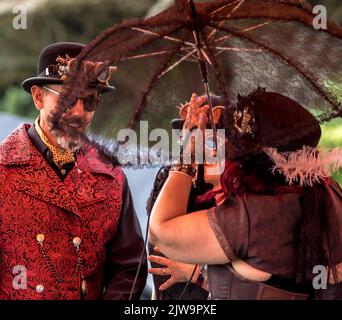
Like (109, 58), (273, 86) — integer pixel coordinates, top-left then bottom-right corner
(32, 84), (99, 150)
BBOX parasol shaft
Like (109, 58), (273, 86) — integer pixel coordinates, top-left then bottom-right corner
(189, 0), (217, 150)
(187, 0), (219, 195)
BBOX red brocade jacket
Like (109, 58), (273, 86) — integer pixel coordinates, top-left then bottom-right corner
(0, 124), (147, 300)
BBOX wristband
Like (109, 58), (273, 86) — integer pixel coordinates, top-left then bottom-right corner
(169, 163), (196, 178)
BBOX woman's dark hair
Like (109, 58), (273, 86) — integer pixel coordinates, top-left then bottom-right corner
(195, 151), (299, 205)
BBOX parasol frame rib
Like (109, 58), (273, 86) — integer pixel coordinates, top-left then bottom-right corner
(208, 21), (342, 121)
(131, 27), (196, 48)
(159, 48), (198, 78)
(213, 20), (275, 46)
(208, 0), (246, 41)
(129, 30), (192, 130)
(199, 28), (232, 111)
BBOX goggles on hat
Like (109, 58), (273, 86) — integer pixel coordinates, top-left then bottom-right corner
(45, 55), (118, 85)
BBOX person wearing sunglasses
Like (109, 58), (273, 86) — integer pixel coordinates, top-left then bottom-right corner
(149, 89), (342, 300)
(0, 42), (147, 300)
(146, 95), (226, 300)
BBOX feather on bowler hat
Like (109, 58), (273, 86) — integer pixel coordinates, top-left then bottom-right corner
(21, 42), (116, 94)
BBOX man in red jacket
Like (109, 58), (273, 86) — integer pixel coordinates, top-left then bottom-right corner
(0, 42), (147, 300)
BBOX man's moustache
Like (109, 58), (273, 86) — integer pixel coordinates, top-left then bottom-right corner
(61, 117), (88, 129)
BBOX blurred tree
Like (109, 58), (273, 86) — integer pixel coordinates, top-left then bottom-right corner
(0, 0), (155, 90)
(0, 0), (340, 103)
(320, 118), (342, 185)
(319, 81), (342, 185)
(0, 86), (36, 118)
(0, 0), (341, 186)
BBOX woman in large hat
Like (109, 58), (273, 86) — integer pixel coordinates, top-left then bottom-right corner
(147, 95), (226, 300)
(149, 88), (342, 300)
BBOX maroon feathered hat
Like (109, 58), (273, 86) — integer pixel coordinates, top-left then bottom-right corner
(225, 88), (321, 159)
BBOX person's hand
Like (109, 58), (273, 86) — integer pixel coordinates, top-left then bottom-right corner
(181, 93), (209, 165)
(183, 93), (209, 131)
(148, 248), (199, 291)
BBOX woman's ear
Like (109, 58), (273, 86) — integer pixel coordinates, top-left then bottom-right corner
(31, 86), (45, 110)
(212, 106), (225, 124)
(180, 103), (225, 123)
(179, 103), (189, 120)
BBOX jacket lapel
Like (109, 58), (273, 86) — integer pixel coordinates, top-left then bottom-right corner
(66, 145), (119, 208)
(0, 124), (114, 215)
(63, 151), (107, 209)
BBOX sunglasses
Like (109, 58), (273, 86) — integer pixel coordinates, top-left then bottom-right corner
(204, 134), (225, 151)
(43, 86), (101, 112)
(177, 133), (224, 152)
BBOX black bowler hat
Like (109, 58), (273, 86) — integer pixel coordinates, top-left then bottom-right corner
(21, 42), (115, 94)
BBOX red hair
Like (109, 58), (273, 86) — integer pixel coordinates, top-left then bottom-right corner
(195, 155), (303, 206)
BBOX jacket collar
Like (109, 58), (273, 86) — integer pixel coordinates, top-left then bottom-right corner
(0, 124), (120, 214)
(0, 123), (117, 178)
(0, 124), (33, 165)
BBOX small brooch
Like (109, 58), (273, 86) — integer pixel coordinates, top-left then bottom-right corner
(46, 54), (118, 84)
(234, 103), (254, 135)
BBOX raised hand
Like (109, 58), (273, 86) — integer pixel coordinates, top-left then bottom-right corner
(183, 93), (209, 131)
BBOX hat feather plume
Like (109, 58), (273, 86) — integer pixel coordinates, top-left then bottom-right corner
(264, 146), (342, 186)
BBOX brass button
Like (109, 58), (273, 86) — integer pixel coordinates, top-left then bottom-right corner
(61, 169), (66, 175)
(72, 237), (82, 247)
(36, 284), (44, 293)
(36, 234), (45, 243)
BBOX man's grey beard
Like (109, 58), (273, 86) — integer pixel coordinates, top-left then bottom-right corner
(52, 116), (89, 152)
(56, 135), (81, 152)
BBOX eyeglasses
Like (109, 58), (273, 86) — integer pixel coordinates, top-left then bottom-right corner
(204, 134), (225, 151)
(178, 133), (225, 152)
(43, 86), (101, 112)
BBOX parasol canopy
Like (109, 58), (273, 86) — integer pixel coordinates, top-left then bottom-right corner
(53, 0), (342, 160)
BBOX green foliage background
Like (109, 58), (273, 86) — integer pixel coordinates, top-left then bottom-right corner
(0, 0), (341, 184)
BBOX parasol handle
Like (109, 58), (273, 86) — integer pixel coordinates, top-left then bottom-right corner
(189, 0), (217, 147)
(184, 1), (219, 199)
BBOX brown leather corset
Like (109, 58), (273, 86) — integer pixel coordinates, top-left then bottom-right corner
(207, 264), (309, 300)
